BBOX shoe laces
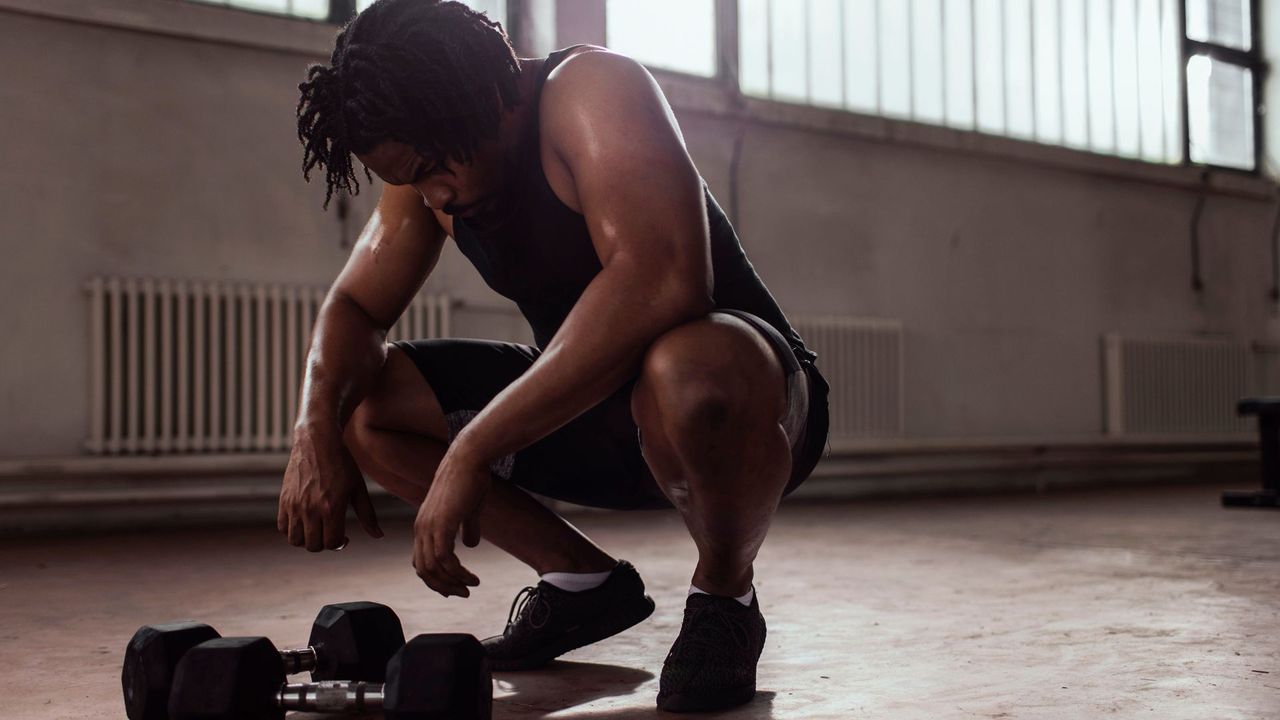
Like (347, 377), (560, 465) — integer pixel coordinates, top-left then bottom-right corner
(506, 585), (552, 631)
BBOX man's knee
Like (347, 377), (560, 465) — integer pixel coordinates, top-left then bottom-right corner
(634, 316), (779, 439)
(344, 344), (446, 460)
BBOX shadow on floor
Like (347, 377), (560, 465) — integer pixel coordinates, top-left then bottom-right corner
(494, 660), (775, 718)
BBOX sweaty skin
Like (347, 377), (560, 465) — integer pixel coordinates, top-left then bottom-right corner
(277, 47), (715, 597)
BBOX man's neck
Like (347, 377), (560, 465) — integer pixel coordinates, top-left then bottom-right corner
(496, 57), (545, 157)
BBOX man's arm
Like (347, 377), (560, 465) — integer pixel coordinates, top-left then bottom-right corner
(299, 183), (448, 431)
(451, 50), (714, 464)
(279, 183), (447, 552)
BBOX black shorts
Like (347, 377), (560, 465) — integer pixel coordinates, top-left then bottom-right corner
(391, 310), (830, 511)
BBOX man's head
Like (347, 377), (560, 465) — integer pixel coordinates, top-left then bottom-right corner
(296, 0), (522, 212)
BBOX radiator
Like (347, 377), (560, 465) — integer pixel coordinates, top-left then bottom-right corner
(793, 315), (904, 441)
(1102, 333), (1262, 436)
(85, 277), (451, 455)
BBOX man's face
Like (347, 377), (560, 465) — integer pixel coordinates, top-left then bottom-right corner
(356, 138), (506, 219)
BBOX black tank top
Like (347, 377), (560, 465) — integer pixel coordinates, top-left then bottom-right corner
(451, 47), (817, 366)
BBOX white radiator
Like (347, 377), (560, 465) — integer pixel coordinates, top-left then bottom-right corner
(1102, 333), (1263, 436)
(85, 277), (451, 455)
(793, 315), (904, 441)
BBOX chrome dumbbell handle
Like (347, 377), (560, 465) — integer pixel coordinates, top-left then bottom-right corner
(278, 646), (319, 675)
(277, 680), (385, 713)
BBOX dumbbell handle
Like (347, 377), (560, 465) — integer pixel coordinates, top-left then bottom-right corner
(278, 646), (319, 675)
(277, 681), (384, 713)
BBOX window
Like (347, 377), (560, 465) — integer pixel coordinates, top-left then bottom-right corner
(1184, 0), (1261, 169)
(186, 0), (505, 24)
(187, 0), (330, 21)
(355, 0), (506, 21)
(735, 0), (1261, 171)
(605, 0), (718, 77)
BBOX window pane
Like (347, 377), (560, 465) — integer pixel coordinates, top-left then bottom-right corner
(878, 0), (912, 118)
(1086, 0), (1115, 153)
(1032, 0), (1061, 144)
(357, 0), (507, 23)
(942, 0), (974, 128)
(974, 0), (1005, 133)
(1187, 55), (1255, 169)
(739, 0), (771, 95)
(606, 0), (716, 76)
(232, 0), (288, 14)
(809, 0), (845, 107)
(291, 0), (328, 20)
(844, 0), (880, 113)
(1186, 0), (1251, 51)
(1136, 0), (1168, 161)
(770, 0), (809, 100)
(1161, 0), (1184, 161)
(1060, 0), (1089, 148)
(1004, 0), (1034, 139)
(1112, 0), (1142, 157)
(911, 0), (945, 125)
(731, 0), (1186, 167)
(468, 0), (506, 20)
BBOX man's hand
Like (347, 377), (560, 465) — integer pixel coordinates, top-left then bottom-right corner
(278, 422), (383, 552)
(412, 442), (488, 598)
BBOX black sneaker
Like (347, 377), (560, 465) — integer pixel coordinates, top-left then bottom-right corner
(656, 589), (766, 713)
(481, 559), (656, 671)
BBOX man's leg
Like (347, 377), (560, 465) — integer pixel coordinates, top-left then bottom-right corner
(630, 311), (794, 712)
(344, 345), (617, 575)
(629, 312), (792, 598)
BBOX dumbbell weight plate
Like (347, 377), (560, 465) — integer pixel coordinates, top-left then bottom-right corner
(307, 600), (405, 682)
(122, 622), (221, 720)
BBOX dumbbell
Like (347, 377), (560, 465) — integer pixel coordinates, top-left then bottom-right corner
(166, 633), (492, 720)
(123, 601), (404, 720)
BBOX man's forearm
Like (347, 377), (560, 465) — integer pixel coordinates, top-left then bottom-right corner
(454, 258), (713, 462)
(295, 292), (389, 432)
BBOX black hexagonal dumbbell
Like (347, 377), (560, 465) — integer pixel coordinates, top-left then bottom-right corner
(166, 633), (492, 720)
(122, 601), (405, 720)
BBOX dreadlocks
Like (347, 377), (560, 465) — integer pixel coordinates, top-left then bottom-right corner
(296, 0), (522, 209)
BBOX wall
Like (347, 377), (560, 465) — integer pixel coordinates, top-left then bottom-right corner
(675, 111), (1277, 437)
(0, 0), (1275, 458)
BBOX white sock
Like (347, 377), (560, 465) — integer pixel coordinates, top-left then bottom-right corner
(540, 568), (612, 593)
(689, 583), (755, 607)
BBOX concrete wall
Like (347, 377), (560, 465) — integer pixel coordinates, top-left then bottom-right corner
(0, 0), (1276, 457)
(675, 111), (1278, 438)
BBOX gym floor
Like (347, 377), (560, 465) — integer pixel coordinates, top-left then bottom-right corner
(4, 480), (1277, 719)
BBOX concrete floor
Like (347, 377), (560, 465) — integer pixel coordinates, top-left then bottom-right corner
(2, 480), (1277, 719)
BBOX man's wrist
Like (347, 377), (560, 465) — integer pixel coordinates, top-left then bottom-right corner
(450, 425), (498, 466)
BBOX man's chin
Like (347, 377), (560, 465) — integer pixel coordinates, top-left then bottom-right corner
(447, 202), (480, 218)
(457, 197), (500, 220)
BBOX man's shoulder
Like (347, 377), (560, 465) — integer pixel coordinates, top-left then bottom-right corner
(540, 46), (662, 115)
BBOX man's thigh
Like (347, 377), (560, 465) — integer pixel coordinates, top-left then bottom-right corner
(391, 338), (668, 510)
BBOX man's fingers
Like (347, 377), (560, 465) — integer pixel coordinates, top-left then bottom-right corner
(276, 500), (288, 534)
(304, 515), (325, 553)
(351, 479), (383, 539)
(413, 533), (471, 598)
(434, 530), (480, 589)
(288, 516), (305, 547)
(323, 513), (346, 551)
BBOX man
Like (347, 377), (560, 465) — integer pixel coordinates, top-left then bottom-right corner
(279, 0), (829, 712)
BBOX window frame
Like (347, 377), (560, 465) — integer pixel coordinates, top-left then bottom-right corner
(616, 0), (1267, 177)
(1179, 0), (1265, 172)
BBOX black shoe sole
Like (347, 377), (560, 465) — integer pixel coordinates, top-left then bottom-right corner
(657, 683), (756, 713)
(487, 593), (657, 671)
